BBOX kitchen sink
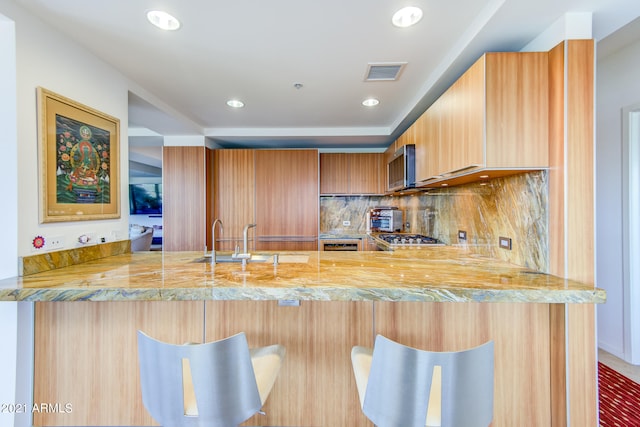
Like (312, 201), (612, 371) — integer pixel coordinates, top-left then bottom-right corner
(192, 254), (273, 264)
(192, 253), (309, 264)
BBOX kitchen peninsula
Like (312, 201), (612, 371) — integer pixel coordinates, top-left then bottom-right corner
(1, 248), (603, 303)
(0, 246), (603, 426)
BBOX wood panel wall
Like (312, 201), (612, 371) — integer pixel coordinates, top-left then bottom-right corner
(33, 299), (570, 426)
(565, 39), (597, 427)
(547, 39), (597, 427)
(205, 301), (374, 427)
(33, 301), (204, 426)
(163, 146), (206, 251)
(375, 302), (552, 426)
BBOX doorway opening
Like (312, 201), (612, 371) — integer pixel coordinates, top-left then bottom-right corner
(622, 104), (640, 365)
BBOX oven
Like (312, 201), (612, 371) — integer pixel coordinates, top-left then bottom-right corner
(320, 239), (362, 251)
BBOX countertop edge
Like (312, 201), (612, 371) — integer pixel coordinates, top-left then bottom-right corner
(0, 287), (606, 304)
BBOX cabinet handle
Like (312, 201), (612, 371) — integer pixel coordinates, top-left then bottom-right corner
(440, 164), (482, 177)
(258, 236), (317, 242)
(418, 176), (440, 183)
(417, 164), (483, 183)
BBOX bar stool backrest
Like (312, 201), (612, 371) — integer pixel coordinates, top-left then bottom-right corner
(137, 331), (262, 427)
(363, 335), (494, 427)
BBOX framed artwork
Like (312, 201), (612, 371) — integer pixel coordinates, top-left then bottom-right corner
(37, 87), (120, 222)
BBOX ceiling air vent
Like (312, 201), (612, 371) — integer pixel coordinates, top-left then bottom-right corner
(364, 62), (407, 81)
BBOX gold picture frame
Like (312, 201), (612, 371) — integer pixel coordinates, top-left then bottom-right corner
(37, 87), (120, 222)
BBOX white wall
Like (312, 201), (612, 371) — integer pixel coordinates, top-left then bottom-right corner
(1, 0), (131, 257)
(0, 1), (136, 423)
(596, 38), (640, 360)
(0, 11), (18, 427)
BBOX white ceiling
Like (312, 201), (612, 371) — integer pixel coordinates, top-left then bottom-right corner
(13, 0), (640, 151)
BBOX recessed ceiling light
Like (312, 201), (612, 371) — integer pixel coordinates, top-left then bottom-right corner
(226, 99), (245, 108)
(362, 98), (380, 107)
(392, 6), (423, 28)
(147, 10), (181, 31)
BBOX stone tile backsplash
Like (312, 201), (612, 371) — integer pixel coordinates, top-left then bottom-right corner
(320, 171), (548, 271)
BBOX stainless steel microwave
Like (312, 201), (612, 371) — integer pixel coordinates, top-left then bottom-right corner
(387, 144), (415, 192)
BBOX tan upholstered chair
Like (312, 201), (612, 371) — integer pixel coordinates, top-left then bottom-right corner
(352, 334), (494, 427)
(137, 331), (285, 427)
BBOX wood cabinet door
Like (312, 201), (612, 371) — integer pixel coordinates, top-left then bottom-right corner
(485, 52), (549, 168)
(455, 56), (484, 170)
(349, 153), (384, 195)
(436, 89), (455, 176)
(320, 153), (349, 195)
(163, 146), (206, 251)
(213, 149), (255, 251)
(255, 150), (319, 247)
(438, 58), (484, 177)
(414, 108), (437, 183)
(384, 141), (397, 164)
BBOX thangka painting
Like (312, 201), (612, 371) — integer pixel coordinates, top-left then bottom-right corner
(37, 87), (120, 222)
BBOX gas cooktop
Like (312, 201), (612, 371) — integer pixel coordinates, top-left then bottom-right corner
(374, 233), (443, 247)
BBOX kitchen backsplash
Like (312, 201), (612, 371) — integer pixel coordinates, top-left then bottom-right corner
(320, 171), (549, 271)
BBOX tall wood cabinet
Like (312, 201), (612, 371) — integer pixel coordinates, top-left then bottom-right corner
(210, 149), (319, 252)
(163, 146), (209, 251)
(320, 153), (384, 195)
(212, 149), (255, 251)
(255, 150), (319, 250)
(414, 51), (549, 187)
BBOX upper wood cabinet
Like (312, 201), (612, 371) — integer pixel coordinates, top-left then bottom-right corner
(414, 102), (439, 183)
(212, 149), (255, 251)
(255, 150), (319, 250)
(350, 153), (385, 194)
(320, 153), (349, 194)
(320, 153), (385, 195)
(414, 51), (549, 187)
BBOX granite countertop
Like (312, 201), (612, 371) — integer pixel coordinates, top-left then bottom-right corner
(0, 248), (605, 303)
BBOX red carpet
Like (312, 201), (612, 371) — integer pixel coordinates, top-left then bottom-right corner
(599, 361), (640, 426)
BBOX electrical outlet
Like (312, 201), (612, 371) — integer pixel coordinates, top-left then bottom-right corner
(47, 236), (65, 250)
(458, 230), (467, 241)
(77, 233), (97, 245)
(342, 220), (351, 227)
(499, 236), (512, 250)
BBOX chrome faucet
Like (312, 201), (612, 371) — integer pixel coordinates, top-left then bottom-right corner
(232, 223), (256, 267)
(242, 223), (256, 255)
(210, 219), (223, 263)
